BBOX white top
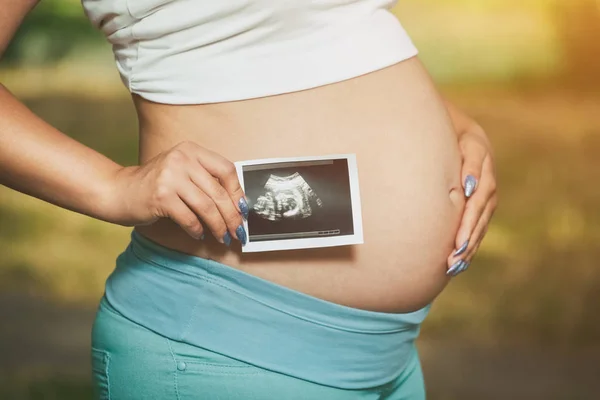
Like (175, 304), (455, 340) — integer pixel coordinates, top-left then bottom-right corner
(82, 0), (417, 105)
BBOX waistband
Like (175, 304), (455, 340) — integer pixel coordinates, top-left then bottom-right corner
(104, 231), (430, 389)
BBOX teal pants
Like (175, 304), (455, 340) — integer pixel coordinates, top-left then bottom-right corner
(92, 298), (425, 399)
(92, 232), (429, 399)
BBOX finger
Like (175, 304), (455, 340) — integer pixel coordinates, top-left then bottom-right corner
(185, 142), (248, 218)
(450, 202), (493, 275)
(459, 154), (497, 258)
(466, 231), (484, 265)
(459, 137), (487, 198)
(447, 200), (494, 276)
(452, 154), (497, 250)
(188, 165), (247, 245)
(177, 182), (231, 245)
(448, 195), (493, 267)
(453, 234), (484, 276)
(456, 241), (480, 275)
(448, 240), (480, 276)
(449, 194), (496, 275)
(449, 192), (487, 267)
(165, 197), (205, 240)
(463, 197), (496, 262)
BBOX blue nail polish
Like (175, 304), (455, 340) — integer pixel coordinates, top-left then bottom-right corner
(452, 261), (467, 276)
(453, 261), (468, 276)
(200, 233), (205, 240)
(453, 261), (471, 276)
(453, 240), (469, 256)
(465, 175), (477, 198)
(461, 261), (471, 272)
(238, 197), (249, 220)
(447, 260), (464, 276)
(236, 225), (247, 246)
(223, 232), (232, 246)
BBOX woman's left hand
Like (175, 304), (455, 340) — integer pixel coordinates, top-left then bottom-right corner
(445, 102), (498, 276)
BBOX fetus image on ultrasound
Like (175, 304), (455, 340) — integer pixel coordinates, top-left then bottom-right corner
(241, 157), (357, 245)
(253, 172), (324, 221)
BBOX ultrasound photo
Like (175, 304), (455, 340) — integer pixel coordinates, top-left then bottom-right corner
(235, 155), (364, 252)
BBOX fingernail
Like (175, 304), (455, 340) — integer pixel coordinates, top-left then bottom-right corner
(447, 260), (464, 276)
(452, 262), (469, 277)
(238, 197), (249, 220)
(461, 261), (471, 272)
(223, 232), (232, 247)
(453, 240), (469, 256)
(453, 261), (469, 276)
(464, 175), (477, 198)
(236, 225), (247, 246)
(200, 233), (205, 240)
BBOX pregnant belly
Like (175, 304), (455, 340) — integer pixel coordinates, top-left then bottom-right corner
(134, 57), (465, 313)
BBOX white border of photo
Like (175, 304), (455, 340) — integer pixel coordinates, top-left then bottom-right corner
(235, 154), (364, 253)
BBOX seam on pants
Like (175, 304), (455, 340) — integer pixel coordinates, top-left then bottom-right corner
(166, 338), (181, 400)
(105, 352), (111, 400)
(92, 348), (112, 400)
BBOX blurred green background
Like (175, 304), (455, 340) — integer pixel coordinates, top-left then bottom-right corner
(1, 0), (599, 399)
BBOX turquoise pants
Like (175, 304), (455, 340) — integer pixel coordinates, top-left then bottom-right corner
(91, 232), (429, 399)
(92, 298), (425, 399)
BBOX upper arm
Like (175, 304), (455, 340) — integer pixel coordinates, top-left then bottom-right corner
(0, 0), (41, 59)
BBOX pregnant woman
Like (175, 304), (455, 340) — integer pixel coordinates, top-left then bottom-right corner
(1, 1), (497, 399)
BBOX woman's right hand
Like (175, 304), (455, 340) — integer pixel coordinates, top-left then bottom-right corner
(107, 141), (249, 246)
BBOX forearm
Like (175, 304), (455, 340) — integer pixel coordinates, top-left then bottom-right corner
(0, 84), (123, 222)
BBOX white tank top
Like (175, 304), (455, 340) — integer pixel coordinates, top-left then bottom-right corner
(82, 0), (417, 105)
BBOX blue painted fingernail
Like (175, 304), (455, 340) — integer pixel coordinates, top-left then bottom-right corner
(457, 260), (472, 275)
(200, 233), (205, 240)
(453, 261), (470, 276)
(453, 240), (469, 256)
(461, 261), (471, 272)
(447, 260), (464, 276)
(236, 225), (247, 246)
(465, 175), (477, 198)
(238, 197), (249, 220)
(223, 232), (232, 246)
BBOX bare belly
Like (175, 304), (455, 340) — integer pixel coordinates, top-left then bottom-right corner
(134, 57), (465, 313)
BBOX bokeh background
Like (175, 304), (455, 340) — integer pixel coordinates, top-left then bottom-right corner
(1, 0), (599, 399)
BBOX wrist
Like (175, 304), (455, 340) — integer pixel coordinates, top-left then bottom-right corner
(95, 165), (136, 225)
